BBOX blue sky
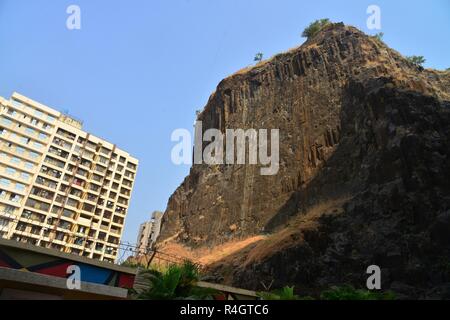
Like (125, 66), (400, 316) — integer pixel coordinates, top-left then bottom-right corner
(0, 0), (449, 246)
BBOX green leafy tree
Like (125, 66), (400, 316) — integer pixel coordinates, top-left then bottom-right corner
(254, 52), (264, 63)
(301, 19), (331, 39)
(406, 55), (426, 67)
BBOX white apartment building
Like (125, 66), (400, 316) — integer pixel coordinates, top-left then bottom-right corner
(0, 92), (138, 263)
(135, 211), (163, 257)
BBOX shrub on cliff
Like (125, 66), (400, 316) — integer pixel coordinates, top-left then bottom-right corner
(302, 19), (331, 39)
(372, 32), (384, 42)
(254, 52), (264, 63)
(406, 55), (426, 67)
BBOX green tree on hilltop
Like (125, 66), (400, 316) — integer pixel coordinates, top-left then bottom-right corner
(302, 19), (331, 39)
(254, 52), (264, 63)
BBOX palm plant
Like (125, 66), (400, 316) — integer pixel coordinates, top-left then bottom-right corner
(406, 55), (426, 67)
(136, 260), (217, 300)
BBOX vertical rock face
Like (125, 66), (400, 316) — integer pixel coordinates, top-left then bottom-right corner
(158, 24), (450, 296)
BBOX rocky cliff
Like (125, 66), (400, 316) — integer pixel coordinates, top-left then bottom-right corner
(159, 23), (450, 298)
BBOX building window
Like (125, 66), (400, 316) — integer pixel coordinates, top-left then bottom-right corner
(38, 132), (48, 140)
(1, 117), (12, 126)
(3, 205), (16, 214)
(25, 127), (36, 135)
(29, 151), (39, 159)
(0, 218), (9, 227)
(16, 146), (25, 154)
(0, 178), (10, 187)
(9, 193), (21, 203)
(5, 167), (16, 176)
(20, 172), (30, 180)
(16, 222), (27, 232)
(20, 136), (30, 145)
(24, 162), (34, 170)
(11, 100), (22, 108)
(34, 110), (44, 118)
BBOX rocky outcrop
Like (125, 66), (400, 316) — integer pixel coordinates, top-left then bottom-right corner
(158, 23), (450, 298)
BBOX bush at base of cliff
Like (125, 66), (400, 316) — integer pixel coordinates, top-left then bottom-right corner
(257, 286), (313, 300)
(135, 260), (218, 300)
(320, 285), (396, 300)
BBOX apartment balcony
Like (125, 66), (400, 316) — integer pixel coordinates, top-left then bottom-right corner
(63, 176), (85, 189)
(87, 185), (100, 195)
(35, 176), (58, 190)
(21, 210), (46, 222)
(0, 210), (16, 220)
(67, 188), (83, 199)
(84, 192), (98, 202)
(119, 188), (131, 197)
(126, 162), (137, 172)
(84, 140), (97, 151)
(124, 171), (135, 180)
(97, 156), (109, 166)
(40, 166), (62, 180)
(48, 147), (69, 160)
(121, 180), (133, 189)
(29, 187), (55, 202)
(24, 199), (51, 213)
(55, 128), (76, 142)
(90, 174), (103, 184)
(44, 156), (66, 170)
(72, 157), (92, 170)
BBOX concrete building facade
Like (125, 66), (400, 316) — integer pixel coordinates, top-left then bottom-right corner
(0, 93), (138, 262)
(135, 211), (163, 257)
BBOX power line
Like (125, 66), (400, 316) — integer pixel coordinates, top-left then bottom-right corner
(0, 212), (199, 267)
